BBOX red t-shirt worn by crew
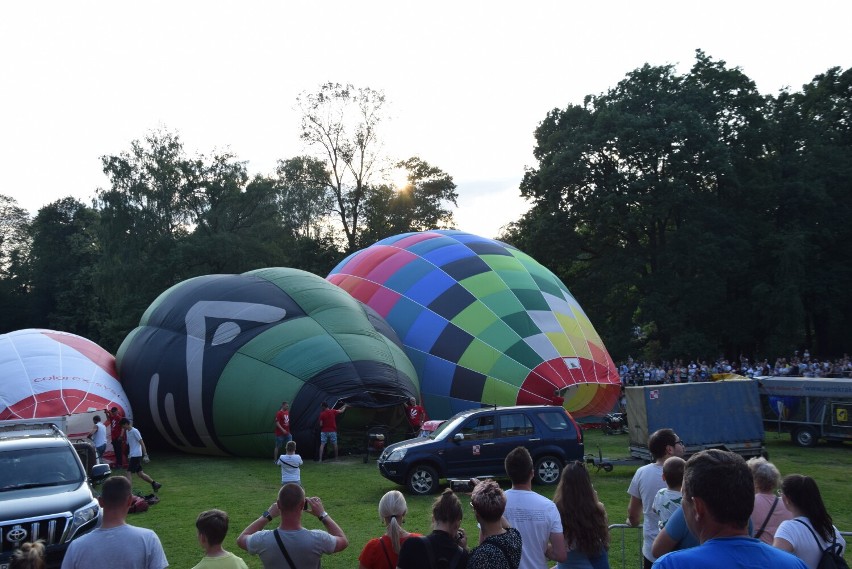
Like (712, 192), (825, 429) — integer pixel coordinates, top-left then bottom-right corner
(319, 408), (342, 433)
(275, 409), (290, 436)
(407, 404), (427, 428)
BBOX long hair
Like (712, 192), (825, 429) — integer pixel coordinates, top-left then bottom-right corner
(552, 461), (609, 555)
(10, 540), (45, 569)
(781, 474), (834, 541)
(378, 490), (408, 553)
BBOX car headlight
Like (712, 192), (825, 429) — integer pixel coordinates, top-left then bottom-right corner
(386, 448), (407, 462)
(71, 499), (100, 529)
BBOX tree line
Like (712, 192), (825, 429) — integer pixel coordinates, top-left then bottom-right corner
(0, 84), (458, 352)
(2, 54), (850, 363)
(501, 51), (852, 363)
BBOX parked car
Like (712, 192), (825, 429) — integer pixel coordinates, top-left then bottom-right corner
(377, 405), (584, 495)
(0, 420), (111, 568)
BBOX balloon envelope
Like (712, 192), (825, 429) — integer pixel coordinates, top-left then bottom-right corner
(0, 329), (130, 421)
(327, 230), (620, 418)
(117, 268), (419, 457)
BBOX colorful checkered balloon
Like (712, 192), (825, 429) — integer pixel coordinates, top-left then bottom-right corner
(327, 230), (620, 418)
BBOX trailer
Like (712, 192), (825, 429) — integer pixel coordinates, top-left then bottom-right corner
(626, 380), (765, 461)
(756, 376), (852, 447)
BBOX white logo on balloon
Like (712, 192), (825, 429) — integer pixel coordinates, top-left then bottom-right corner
(149, 301), (286, 453)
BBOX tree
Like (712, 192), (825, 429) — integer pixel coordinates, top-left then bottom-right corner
(0, 194), (32, 332)
(359, 157), (458, 246)
(28, 198), (105, 340)
(274, 156), (334, 239)
(517, 51), (769, 361)
(297, 83), (386, 251)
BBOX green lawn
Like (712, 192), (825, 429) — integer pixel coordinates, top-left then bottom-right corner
(126, 429), (851, 569)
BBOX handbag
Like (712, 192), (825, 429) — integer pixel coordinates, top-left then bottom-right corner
(753, 496), (779, 540)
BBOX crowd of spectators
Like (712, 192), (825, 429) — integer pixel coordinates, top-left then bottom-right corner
(618, 351), (852, 385)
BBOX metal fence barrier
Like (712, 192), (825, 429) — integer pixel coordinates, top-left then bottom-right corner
(608, 524), (643, 569)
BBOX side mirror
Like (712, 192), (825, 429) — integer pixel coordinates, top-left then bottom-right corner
(453, 433), (464, 443)
(90, 463), (112, 484)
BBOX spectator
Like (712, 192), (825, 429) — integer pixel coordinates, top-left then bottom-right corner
(60, 476), (168, 569)
(237, 483), (348, 568)
(273, 402), (292, 463)
(773, 474), (846, 569)
(276, 441), (303, 486)
(318, 401), (348, 462)
(9, 540), (45, 569)
(651, 506), (700, 559)
(192, 509), (248, 569)
(627, 428), (684, 569)
(653, 457), (685, 531)
(468, 479), (522, 569)
(503, 446), (566, 568)
(120, 418), (163, 493)
(552, 461), (609, 569)
(397, 489), (468, 569)
(87, 415), (107, 464)
(652, 449), (806, 569)
(358, 490), (420, 569)
(746, 457), (792, 545)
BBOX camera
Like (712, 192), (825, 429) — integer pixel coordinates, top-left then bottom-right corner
(449, 479), (473, 493)
(304, 498), (311, 511)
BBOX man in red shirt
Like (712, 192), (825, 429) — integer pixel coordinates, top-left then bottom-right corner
(274, 401), (292, 463)
(318, 402), (348, 463)
(405, 397), (428, 436)
(105, 407), (126, 469)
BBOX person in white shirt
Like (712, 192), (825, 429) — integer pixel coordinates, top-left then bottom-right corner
(88, 415), (108, 464)
(627, 428), (685, 569)
(276, 440), (303, 485)
(502, 446), (566, 568)
(120, 418), (163, 493)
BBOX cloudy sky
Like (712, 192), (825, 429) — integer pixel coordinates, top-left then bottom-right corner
(1, 1), (849, 238)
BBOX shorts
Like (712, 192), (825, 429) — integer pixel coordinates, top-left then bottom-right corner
(320, 432), (337, 445)
(96, 444), (107, 458)
(128, 456), (143, 473)
(276, 434), (293, 446)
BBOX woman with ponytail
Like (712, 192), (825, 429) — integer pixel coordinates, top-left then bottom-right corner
(359, 490), (420, 569)
(774, 474), (846, 569)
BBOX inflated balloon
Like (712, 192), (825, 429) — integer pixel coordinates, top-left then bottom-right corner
(0, 329), (130, 421)
(327, 230), (620, 418)
(116, 268), (419, 457)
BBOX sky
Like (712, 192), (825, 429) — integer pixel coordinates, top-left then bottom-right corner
(1, 1), (850, 239)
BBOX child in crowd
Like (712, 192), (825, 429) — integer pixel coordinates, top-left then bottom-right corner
(192, 509), (248, 569)
(653, 456), (685, 530)
(276, 440), (303, 486)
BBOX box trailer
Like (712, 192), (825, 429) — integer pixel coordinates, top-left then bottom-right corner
(626, 380), (765, 461)
(757, 376), (852, 447)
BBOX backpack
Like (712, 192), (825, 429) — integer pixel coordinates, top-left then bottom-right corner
(128, 495), (149, 514)
(794, 519), (849, 569)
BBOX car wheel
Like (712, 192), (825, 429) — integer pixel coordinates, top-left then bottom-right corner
(534, 456), (562, 485)
(792, 426), (818, 448)
(407, 464), (439, 495)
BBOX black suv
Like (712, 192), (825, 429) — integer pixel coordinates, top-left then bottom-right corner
(0, 422), (111, 568)
(377, 405), (584, 494)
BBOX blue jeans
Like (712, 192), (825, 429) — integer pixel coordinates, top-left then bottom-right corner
(557, 549), (610, 569)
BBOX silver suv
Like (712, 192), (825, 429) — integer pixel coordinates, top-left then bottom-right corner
(0, 422), (110, 568)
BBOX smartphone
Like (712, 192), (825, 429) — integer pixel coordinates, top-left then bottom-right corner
(304, 498), (311, 510)
(449, 479), (473, 493)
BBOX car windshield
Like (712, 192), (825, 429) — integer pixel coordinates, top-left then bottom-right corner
(0, 445), (85, 491)
(428, 413), (470, 440)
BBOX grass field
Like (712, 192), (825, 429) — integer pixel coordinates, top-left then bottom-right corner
(125, 429), (851, 569)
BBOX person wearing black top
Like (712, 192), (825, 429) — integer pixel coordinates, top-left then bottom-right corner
(397, 489), (468, 569)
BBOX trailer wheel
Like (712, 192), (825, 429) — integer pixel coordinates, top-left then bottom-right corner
(792, 426), (818, 448)
(603, 463), (614, 473)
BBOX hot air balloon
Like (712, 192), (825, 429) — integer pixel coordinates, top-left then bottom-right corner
(0, 329), (130, 425)
(116, 268), (419, 457)
(327, 230), (620, 418)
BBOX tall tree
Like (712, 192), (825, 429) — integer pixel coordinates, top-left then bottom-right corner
(359, 157), (458, 246)
(516, 51), (769, 361)
(297, 83), (386, 251)
(0, 194), (32, 332)
(28, 198), (104, 340)
(274, 156), (334, 240)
